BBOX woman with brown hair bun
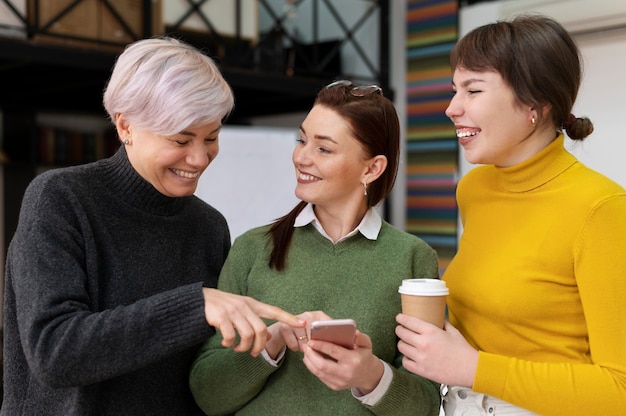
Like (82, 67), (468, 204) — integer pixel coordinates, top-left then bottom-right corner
(395, 15), (626, 416)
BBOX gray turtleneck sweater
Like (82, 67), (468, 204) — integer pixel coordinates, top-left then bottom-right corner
(2, 147), (230, 415)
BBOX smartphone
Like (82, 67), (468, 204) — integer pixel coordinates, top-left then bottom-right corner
(310, 319), (357, 349)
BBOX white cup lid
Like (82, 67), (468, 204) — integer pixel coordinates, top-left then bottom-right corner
(398, 279), (449, 296)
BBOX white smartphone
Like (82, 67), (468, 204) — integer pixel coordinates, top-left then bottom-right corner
(310, 319), (357, 349)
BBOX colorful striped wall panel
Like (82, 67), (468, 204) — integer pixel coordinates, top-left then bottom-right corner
(406, 0), (458, 274)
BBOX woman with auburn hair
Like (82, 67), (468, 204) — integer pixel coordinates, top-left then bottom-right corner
(190, 80), (442, 416)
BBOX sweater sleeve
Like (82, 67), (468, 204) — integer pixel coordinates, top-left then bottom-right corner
(190, 231), (278, 415)
(367, 360), (441, 416)
(7, 175), (213, 388)
(190, 333), (279, 415)
(474, 195), (626, 415)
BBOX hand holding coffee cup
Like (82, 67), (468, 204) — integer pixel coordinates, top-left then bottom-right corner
(398, 279), (449, 328)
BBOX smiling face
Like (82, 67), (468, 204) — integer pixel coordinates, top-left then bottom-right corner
(117, 114), (222, 197)
(293, 105), (373, 211)
(446, 67), (541, 167)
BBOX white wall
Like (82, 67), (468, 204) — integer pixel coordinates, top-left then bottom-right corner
(389, 1), (408, 229)
(458, 0), (626, 188)
(568, 29), (626, 186)
(194, 126), (300, 241)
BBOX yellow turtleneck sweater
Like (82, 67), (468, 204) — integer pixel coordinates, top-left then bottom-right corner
(444, 135), (626, 415)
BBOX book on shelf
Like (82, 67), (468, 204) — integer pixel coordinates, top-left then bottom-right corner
(36, 126), (118, 166)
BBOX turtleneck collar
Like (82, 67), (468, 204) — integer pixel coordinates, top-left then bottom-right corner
(495, 134), (577, 193)
(97, 146), (186, 216)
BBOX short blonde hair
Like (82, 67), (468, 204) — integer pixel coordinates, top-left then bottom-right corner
(103, 37), (234, 135)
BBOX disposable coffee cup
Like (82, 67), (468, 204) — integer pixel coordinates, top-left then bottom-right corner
(398, 279), (449, 328)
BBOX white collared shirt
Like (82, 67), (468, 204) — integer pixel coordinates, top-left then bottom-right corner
(294, 203), (382, 243)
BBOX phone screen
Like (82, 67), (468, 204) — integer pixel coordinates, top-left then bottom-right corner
(310, 319), (357, 349)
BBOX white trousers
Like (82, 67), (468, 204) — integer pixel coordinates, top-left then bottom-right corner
(442, 386), (539, 416)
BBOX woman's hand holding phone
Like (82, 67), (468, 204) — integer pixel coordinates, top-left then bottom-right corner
(264, 311), (339, 359)
(265, 313), (311, 359)
(303, 328), (384, 393)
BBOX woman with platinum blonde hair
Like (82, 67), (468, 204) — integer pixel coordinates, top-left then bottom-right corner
(2, 36), (302, 415)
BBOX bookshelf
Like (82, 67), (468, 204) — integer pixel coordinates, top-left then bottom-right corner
(34, 113), (117, 168)
(1, 109), (119, 248)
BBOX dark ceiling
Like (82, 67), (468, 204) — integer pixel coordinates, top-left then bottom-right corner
(0, 36), (327, 124)
(0, 0), (389, 124)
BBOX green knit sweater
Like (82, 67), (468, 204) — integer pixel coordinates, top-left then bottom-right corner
(190, 222), (441, 416)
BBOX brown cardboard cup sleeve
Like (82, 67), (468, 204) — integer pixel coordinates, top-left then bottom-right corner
(398, 279), (449, 328)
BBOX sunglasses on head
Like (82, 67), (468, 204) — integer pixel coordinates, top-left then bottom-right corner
(325, 80), (383, 97)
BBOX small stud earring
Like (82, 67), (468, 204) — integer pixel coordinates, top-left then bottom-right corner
(123, 139), (129, 145)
